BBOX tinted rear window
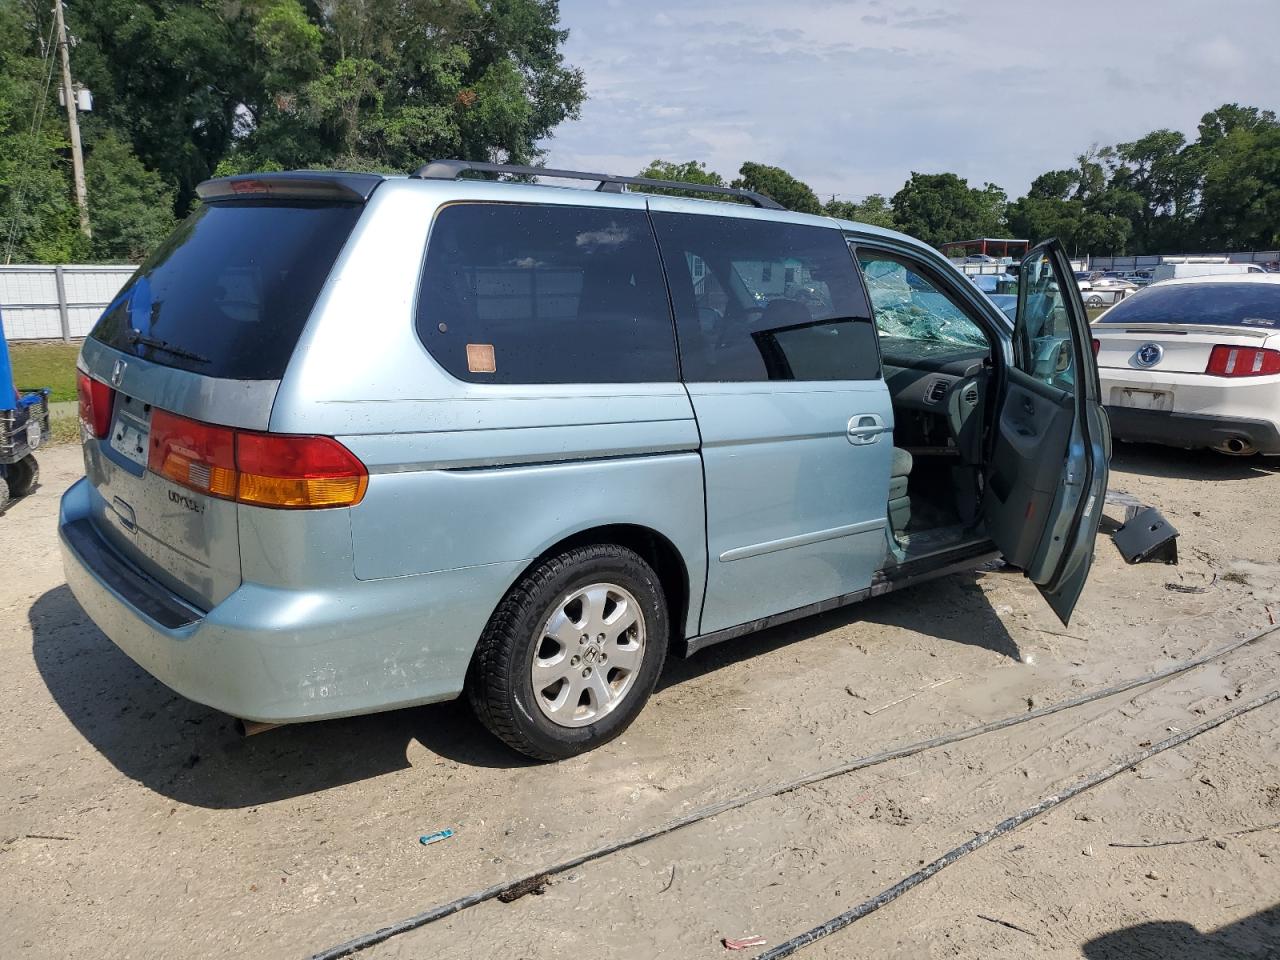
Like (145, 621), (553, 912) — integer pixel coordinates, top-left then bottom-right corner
(1099, 282), (1280, 329)
(90, 201), (362, 379)
(415, 203), (678, 384)
(652, 213), (877, 382)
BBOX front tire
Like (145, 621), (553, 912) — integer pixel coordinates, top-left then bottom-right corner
(468, 544), (669, 760)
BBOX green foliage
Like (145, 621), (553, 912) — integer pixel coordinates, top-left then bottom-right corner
(824, 194), (896, 229)
(1198, 111), (1280, 249)
(1006, 103), (1280, 255)
(85, 131), (176, 261)
(634, 159), (726, 199)
(732, 162), (822, 214)
(890, 172), (1006, 248)
(1, 0), (586, 263)
(0, 0), (86, 263)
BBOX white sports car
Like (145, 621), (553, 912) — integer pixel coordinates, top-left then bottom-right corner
(1092, 274), (1280, 456)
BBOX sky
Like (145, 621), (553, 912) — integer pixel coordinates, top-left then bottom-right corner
(542, 0), (1280, 203)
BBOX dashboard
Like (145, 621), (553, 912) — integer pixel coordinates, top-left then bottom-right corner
(879, 336), (990, 460)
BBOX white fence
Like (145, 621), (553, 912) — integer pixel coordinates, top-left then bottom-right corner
(1089, 251), (1280, 271)
(0, 264), (137, 341)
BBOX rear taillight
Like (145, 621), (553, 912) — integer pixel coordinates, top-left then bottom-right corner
(236, 433), (368, 508)
(147, 411), (367, 509)
(76, 371), (114, 438)
(149, 411), (237, 498)
(1205, 345), (1280, 378)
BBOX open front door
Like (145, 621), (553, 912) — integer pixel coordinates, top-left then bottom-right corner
(983, 239), (1111, 625)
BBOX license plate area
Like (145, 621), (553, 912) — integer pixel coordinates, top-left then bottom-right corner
(109, 394), (152, 468)
(1112, 387), (1173, 411)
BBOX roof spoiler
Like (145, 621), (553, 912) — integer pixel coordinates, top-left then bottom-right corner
(411, 159), (786, 211)
(196, 171), (385, 204)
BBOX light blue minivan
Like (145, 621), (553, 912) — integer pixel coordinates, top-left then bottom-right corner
(60, 161), (1109, 759)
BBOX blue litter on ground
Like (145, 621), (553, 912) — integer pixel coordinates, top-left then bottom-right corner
(419, 829), (455, 846)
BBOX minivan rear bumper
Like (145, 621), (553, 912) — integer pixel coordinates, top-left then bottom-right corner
(59, 477), (522, 723)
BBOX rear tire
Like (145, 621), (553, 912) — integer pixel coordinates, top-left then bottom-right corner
(468, 544), (669, 761)
(7, 455), (38, 498)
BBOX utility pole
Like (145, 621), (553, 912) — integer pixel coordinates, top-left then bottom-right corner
(52, 0), (90, 239)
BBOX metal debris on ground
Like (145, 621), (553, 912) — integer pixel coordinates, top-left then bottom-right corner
(418, 829), (455, 847)
(723, 935), (767, 950)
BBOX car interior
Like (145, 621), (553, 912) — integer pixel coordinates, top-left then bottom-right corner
(854, 249), (997, 561)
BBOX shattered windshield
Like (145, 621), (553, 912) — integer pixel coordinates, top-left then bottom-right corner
(858, 256), (989, 347)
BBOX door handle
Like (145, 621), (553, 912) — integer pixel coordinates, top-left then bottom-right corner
(847, 413), (886, 445)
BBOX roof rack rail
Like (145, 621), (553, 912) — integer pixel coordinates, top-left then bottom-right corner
(410, 159), (786, 211)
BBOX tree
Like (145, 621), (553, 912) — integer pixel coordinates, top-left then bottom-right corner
(85, 131), (175, 262)
(0, 0), (86, 263)
(731, 161), (822, 214)
(634, 159), (727, 199)
(68, 0), (587, 213)
(824, 194), (895, 229)
(890, 172), (1006, 248)
(1199, 120), (1280, 250)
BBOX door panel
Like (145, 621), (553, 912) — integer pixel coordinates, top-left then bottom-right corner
(690, 381), (893, 634)
(647, 201), (892, 635)
(983, 239), (1110, 625)
(984, 368), (1074, 568)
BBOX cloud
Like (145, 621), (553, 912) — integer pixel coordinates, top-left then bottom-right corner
(546, 0), (1280, 200)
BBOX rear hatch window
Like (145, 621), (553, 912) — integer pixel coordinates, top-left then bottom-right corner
(1098, 282), (1280, 329)
(89, 200), (364, 380)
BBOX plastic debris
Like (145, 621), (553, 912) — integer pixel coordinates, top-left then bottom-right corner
(419, 829), (455, 847)
(723, 936), (767, 950)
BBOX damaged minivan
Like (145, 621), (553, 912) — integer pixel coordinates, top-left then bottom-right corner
(60, 162), (1109, 759)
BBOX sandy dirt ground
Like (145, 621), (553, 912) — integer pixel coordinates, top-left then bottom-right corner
(3, 441), (1279, 960)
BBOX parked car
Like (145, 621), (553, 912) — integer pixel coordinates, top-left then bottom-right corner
(1092, 274), (1280, 456)
(1079, 276), (1139, 307)
(967, 274), (1017, 296)
(60, 164), (1109, 760)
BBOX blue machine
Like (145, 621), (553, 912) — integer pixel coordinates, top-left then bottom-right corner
(0, 308), (49, 510)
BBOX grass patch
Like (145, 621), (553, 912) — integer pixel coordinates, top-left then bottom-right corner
(48, 412), (80, 445)
(9, 341), (80, 402)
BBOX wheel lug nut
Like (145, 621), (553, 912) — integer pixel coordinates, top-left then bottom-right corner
(571, 655), (580, 666)
(582, 668), (591, 678)
(600, 654), (607, 662)
(597, 633), (605, 642)
(580, 635), (587, 644)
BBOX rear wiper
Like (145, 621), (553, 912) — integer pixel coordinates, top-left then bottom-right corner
(126, 330), (210, 364)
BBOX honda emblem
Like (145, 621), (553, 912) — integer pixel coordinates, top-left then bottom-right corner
(111, 358), (126, 386)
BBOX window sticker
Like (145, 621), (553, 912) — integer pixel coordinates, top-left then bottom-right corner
(466, 343), (497, 374)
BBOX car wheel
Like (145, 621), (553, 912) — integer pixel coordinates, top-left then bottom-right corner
(7, 455), (38, 498)
(468, 544), (669, 761)
(1087, 295), (1103, 307)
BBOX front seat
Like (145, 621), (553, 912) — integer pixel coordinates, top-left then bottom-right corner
(888, 446), (912, 534)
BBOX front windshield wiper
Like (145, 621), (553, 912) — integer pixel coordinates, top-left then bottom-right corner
(126, 329), (210, 364)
